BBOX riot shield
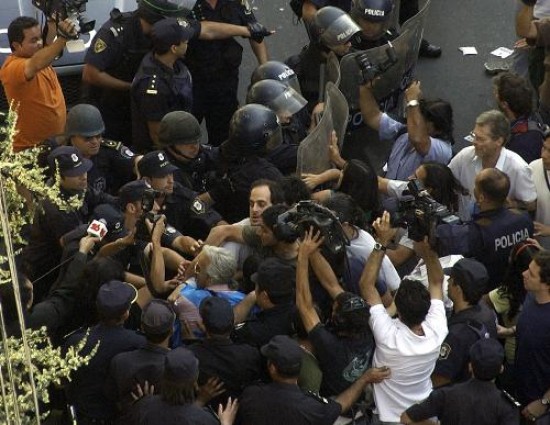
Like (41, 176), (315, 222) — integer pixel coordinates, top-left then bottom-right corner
(340, 0), (430, 113)
(324, 51), (341, 89)
(339, 0), (431, 174)
(297, 82), (349, 175)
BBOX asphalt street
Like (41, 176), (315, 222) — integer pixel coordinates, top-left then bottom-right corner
(237, 0), (519, 154)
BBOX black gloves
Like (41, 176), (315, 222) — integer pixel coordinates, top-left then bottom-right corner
(355, 53), (377, 85)
(247, 22), (271, 42)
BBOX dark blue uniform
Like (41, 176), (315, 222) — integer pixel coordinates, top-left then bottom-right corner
(404, 378), (520, 425)
(162, 182), (224, 240)
(131, 53), (194, 153)
(509, 115), (544, 164)
(85, 10), (152, 146)
(63, 324), (146, 423)
(239, 381), (342, 425)
(131, 395), (219, 425)
(164, 144), (220, 193)
(433, 304), (498, 384)
(22, 188), (117, 303)
(105, 343), (169, 419)
(187, 0), (259, 146)
(88, 139), (136, 194)
(436, 207), (534, 291)
(209, 156), (283, 223)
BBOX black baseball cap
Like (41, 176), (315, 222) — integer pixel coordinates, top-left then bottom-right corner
(91, 203), (128, 242)
(444, 258), (489, 292)
(138, 150), (178, 178)
(152, 17), (195, 51)
(48, 146), (93, 177)
(141, 299), (176, 335)
(96, 280), (138, 319)
(251, 258), (295, 303)
(199, 296), (234, 335)
(164, 347), (199, 383)
(261, 335), (303, 375)
(118, 180), (149, 208)
(469, 338), (504, 381)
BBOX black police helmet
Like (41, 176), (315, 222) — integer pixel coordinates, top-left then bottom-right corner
(227, 104), (282, 156)
(246, 80), (307, 117)
(250, 61), (301, 94)
(138, 0), (194, 22)
(314, 6), (361, 46)
(351, 0), (393, 22)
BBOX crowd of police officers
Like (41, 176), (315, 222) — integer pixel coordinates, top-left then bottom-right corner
(3, 0), (549, 423)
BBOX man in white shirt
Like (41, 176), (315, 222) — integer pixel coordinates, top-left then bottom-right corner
(359, 211), (448, 424)
(449, 110), (537, 221)
(530, 133), (550, 249)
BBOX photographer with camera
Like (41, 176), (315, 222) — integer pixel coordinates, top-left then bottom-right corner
(377, 162), (467, 271)
(0, 15), (78, 151)
(359, 79), (454, 181)
(436, 168), (534, 292)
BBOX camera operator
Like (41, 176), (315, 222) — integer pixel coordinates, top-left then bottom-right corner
(359, 79), (454, 181)
(377, 162), (467, 272)
(436, 168), (534, 292)
(0, 16), (78, 151)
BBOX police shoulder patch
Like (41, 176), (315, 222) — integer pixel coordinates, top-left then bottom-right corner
(94, 38), (107, 53)
(120, 146), (135, 158)
(439, 343), (451, 360)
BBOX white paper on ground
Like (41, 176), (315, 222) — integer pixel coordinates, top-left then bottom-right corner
(490, 47), (514, 58)
(459, 46), (478, 55)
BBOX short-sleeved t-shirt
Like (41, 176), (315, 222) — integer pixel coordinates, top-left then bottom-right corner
(379, 113), (452, 181)
(0, 55), (66, 151)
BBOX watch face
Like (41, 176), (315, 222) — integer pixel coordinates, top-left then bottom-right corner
(543, 398), (550, 405)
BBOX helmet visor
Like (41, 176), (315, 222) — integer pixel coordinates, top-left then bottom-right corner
(265, 126), (283, 153)
(267, 86), (307, 117)
(320, 14), (361, 46)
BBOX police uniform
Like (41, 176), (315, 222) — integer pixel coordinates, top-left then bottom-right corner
(164, 144), (220, 193)
(88, 139), (136, 194)
(266, 113), (309, 175)
(162, 182), (224, 240)
(436, 207), (534, 291)
(209, 156), (283, 223)
(231, 303), (296, 347)
(22, 187), (117, 303)
(188, 337), (263, 409)
(433, 304), (498, 384)
(85, 10), (153, 145)
(131, 53), (194, 153)
(104, 343), (169, 417)
(132, 395), (218, 425)
(351, 28), (398, 51)
(404, 378), (520, 425)
(238, 381), (342, 425)
(287, 43), (327, 110)
(186, 0), (260, 146)
(508, 115), (545, 164)
(63, 324), (146, 424)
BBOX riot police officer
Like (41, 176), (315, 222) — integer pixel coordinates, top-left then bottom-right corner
(349, 0), (398, 50)
(204, 104), (284, 223)
(131, 18), (194, 153)
(286, 6), (361, 109)
(83, 0), (272, 146)
(157, 110), (220, 193)
(63, 104), (138, 194)
(246, 79), (309, 174)
(186, 0), (271, 147)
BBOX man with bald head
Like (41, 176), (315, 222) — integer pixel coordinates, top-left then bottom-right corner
(436, 168), (534, 291)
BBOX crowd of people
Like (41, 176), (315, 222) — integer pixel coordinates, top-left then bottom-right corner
(0, 0), (550, 424)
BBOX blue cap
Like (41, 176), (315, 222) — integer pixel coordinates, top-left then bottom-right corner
(96, 280), (138, 319)
(138, 150), (178, 178)
(141, 299), (176, 335)
(469, 338), (504, 380)
(48, 146), (93, 177)
(152, 17), (194, 51)
(164, 347), (199, 382)
(261, 335), (303, 375)
(199, 296), (234, 334)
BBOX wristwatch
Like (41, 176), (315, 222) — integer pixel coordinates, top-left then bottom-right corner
(406, 99), (420, 108)
(541, 398), (550, 408)
(374, 242), (387, 252)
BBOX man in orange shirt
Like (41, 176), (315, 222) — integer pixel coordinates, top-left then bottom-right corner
(0, 16), (77, 151)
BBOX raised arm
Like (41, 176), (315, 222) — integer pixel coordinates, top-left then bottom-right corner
(359, 211), (394, 306)
(405, 81), (431, 156)
(309, 250), (344, 300)
(516, 2), (537, 39)
(296, 229), (325, 332)
(413, 237), (444, 300)
(359, 84), (383, 131)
